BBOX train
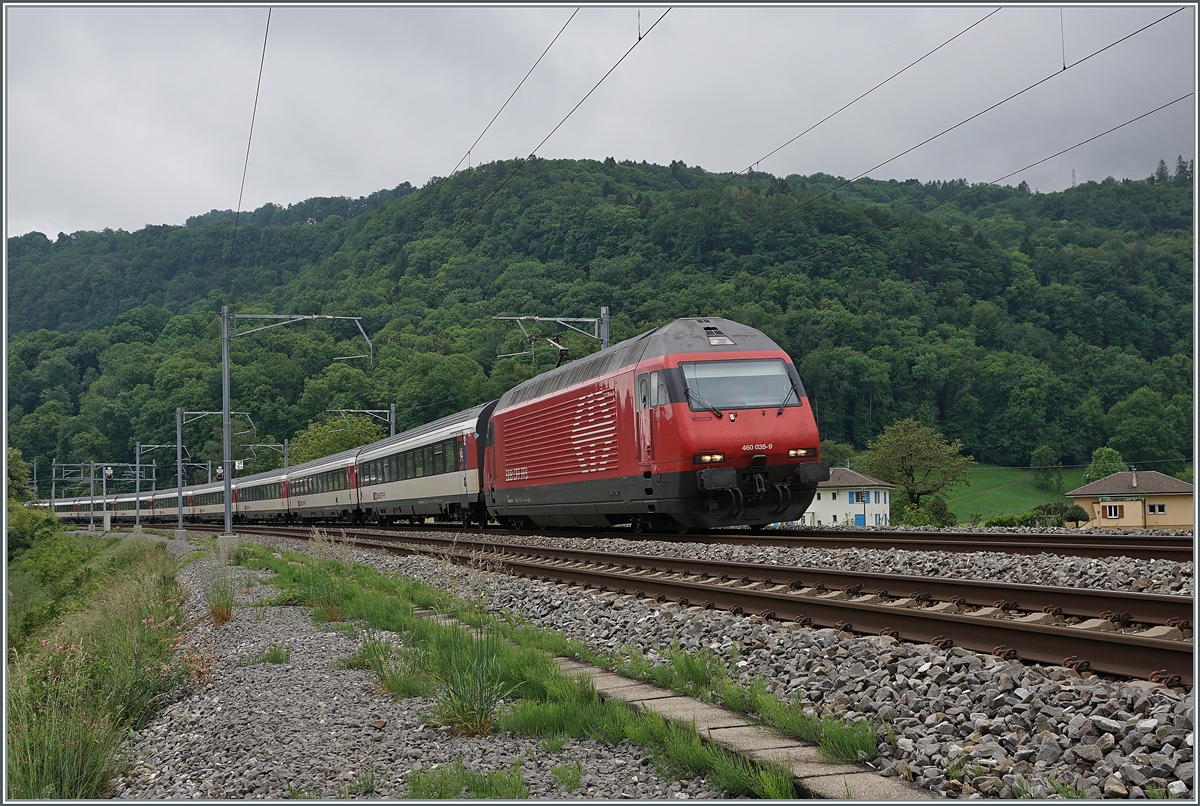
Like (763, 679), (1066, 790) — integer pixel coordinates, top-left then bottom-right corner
(50, 317), (831, 533)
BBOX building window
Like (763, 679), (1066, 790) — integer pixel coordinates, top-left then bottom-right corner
(884, 491), (888, 504)
(816, 492), (821, 500)
(832, 514), (837, 522)
(1148, 504), (1166, 515)
(831, 491), (837, 501)
(1103, 504), (1125, 519)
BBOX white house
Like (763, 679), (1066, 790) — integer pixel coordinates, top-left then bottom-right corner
(788, 468), (895, 527)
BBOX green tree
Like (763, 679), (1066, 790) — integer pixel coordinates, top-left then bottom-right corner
(1083, 446), (1127, 483)
(1153, 159), (1170, 184)
(288, 415), (383, 465)
(1062, 504), (1090, 527)
(1030, 444), (1063, 493)
(819, 439), (858, 471)
(1174, 155), (1193, 184)
(7, 447), (32, 502)
(860, 418), (974, 510)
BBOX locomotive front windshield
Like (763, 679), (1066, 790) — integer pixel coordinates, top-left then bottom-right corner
(679, 359), (795, 411)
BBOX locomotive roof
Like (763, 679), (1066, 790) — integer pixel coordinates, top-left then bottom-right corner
(497, 317), (784, 409)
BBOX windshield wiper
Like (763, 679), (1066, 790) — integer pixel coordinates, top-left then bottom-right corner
(777, 385), (797, 415)
(685, 387), (723, 418)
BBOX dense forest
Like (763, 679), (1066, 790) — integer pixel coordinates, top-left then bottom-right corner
(7, 156), (1193, 494)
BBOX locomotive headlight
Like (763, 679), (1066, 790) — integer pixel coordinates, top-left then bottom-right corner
(789, 448), (814, 458)
(694, 452), (725, 464)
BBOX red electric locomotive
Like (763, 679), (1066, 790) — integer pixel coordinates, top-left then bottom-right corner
(484, 317), (830, 532)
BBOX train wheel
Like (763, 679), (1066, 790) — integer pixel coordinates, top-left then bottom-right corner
(748, 523), (766, 534)
(672, 518), (690, 535)
(631, 517), (646, 535)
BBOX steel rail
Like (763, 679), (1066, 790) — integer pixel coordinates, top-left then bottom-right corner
(655, 530), (1193, 562)
(190, 524), (1192, 685)
(496, 557), (1192, 687)
(187, 523), (1192, 626)
(466, 542), (1193, 627)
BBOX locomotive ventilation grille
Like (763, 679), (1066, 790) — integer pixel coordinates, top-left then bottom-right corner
(503, 387), (618, 480)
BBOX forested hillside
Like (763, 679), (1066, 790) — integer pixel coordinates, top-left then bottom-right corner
(7, 157), (1193, 490)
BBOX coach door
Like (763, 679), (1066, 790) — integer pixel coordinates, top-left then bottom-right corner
(636, 374), (655, 464)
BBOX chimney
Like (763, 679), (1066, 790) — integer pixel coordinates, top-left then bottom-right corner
(1131, 466), (1137, 488)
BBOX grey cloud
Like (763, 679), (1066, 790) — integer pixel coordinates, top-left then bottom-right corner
(6, 5), (1194, 237)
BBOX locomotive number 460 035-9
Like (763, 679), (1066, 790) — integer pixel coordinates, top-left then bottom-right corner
(742, 443), (773, 451)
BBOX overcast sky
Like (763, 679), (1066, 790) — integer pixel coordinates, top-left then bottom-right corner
(5, 4), (1196, 238)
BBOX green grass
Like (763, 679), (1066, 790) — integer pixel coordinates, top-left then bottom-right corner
(550, 759), (583, 792)
(206, 568), (236, 627)
(405, 758), (529, 799)
(237, 644), (291, 666)
(945, 464), (1089, 523)
(236, 542), (801, 798)
(6, 538), (189, 799)
(338, 766), (376, 797)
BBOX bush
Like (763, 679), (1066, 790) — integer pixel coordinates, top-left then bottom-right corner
(6, 499), (62, 559)
(898, 495), (957, 527)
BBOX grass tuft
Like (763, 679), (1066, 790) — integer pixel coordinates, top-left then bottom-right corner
(338, 766), (376, 797)
(206, 568), (235, 627)
(238, 644), (291, 666)
(1047, 775), (1088, 799)
(427, 627), (516, 736)
(404, 758), (528, 799)
(550, 759), (583, 792)
(817, 717), (877, 763)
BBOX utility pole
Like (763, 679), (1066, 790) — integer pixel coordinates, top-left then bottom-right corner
(222, 305), (233, 537)
(177, 408), (185, 538)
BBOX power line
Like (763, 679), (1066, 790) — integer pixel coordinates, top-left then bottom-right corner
(769, 93), (1192, 271)
(573, 7), (1002, 278)
(393, 8), (580, 245)
(223, 7), (273, 295)
(425, 7), (672, 266)
(696, 5), (1187, 263)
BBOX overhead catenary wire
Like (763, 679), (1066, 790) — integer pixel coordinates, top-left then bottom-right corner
(222, 7), (273, 295)
(425, 7), (672, 266)
(761, 93), (1193, 273)
(394, 8), (580, 244)
(572, 7), (1003, 279)
(695, 5), (1187, 263)
(763, 92), (1195, 271)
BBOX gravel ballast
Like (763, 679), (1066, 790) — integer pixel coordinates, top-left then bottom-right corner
(114, 531), (1193, 800)
(111, 538), (729, 800)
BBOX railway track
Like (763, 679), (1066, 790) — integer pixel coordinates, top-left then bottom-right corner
(190, 524), (1194, 687)
(157, 519), (1197, 561)
(645, 526), (1194, 562)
